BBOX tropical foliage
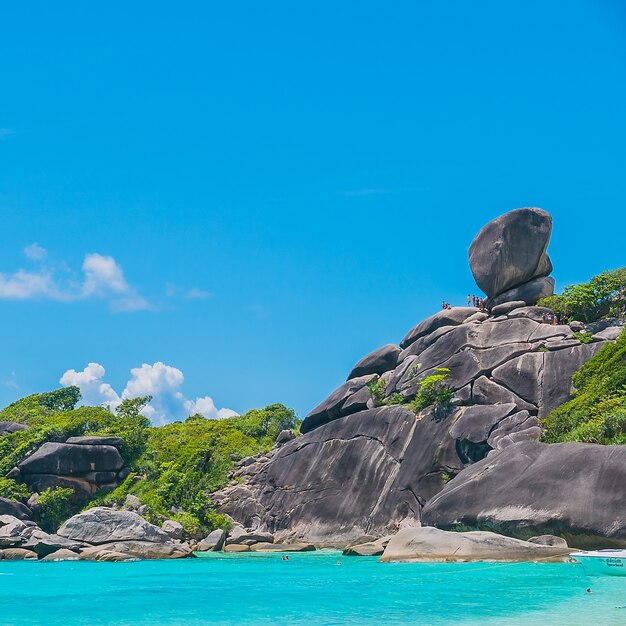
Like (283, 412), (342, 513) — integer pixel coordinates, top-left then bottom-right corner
(539, 268), (626, 323)
(0, 388), (299, 534)
(541, 328), (626, 444)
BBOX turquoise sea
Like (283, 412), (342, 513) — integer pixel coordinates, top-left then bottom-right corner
(1, 551), (625, 625)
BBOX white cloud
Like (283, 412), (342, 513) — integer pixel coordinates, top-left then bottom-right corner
(0, 250), (151, 312)
(59, 362), (121, 410)
(0, 269), (66, 300)
(3, 372), (19, 390)
(60, 361), (237, 425)
(185, 288), (211, 300)
(24, 243), (48, 261)
(165, 284), (212, 300)
(184, 396), (238, 420)
(82, 254), (130, 296)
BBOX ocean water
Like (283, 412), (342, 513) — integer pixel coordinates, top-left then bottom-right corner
(1, 551), (625, 625)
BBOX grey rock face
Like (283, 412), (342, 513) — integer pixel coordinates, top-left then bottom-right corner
(16, 440), (130, 503)
(468, 207), (552, 298)
(400, 308), (477, 349)
(449, 404), (518, 444)
(421, 441), (626, 548)
(19, 442), (124, 475)
(491, 342), (605, 418)
(508, 306), (555, 322)
(380, 525), (569, 562)
(24, 530), (84, 557)
(0, 422), (28, 436)
(214, 399), (541, 544)
(347, 344), (401, 379)
(301, 374), (376, 434)
(80, 540), (190, 560)
(488, 276), (555, 308)
(65, 436), (124, 447)
(214, 208), (619, 545)
(490, 301), (527, 316)
(161, 519), (184, 540)
(0, 498), (32, 521)
(58, 507), (171, 544)
(197, 528), (227, 552)
(275, 429), (295, 445)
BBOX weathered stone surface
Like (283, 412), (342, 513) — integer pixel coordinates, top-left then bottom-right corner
(216, 407), (427, 543)
(249, 542), (315, 552)
(348, 344), (401, 380)
(593, 326), (623, 342)
(41, 548), (80, 561)
(488, 276), (555, 308)
(342, 535), (390, 556)
(24, 530), (84, 557)
(340, 386), (372, 415)
(58, 507), (171, 544)
(276, 429), (295, 445)
(0, 421), (28, 435)
(422, 441), (626, 548)
(380, 525), (569, 562)
(301, 374), (377, 434)
(487, 411), (536, 448)
(491, 342), (605, 417)
(508, 306), (555, 322)
(65, 436), (124, 447)
(468, 207), (552, 298)
(462, 311), (489, 324)
(449, 404), (518, 443)
(400, 308), (477, 349)
(0, 548), (37, 560)
(19, 442), (124, 475)
(197, 529), (227, 552)
(162, 519), (184, 540)
(224, 544), (250, 552)
(0, 498), (32, 520)
(21, 475), (96, 502)
(96, 550), (138, 562)
(399, 342), (534, 396)
(528, 535), (569, 548)
(227, 530), (274, 545)
(490, 301), (526, 316)
(80, 540), (189, 560)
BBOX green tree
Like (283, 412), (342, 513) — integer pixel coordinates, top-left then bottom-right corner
(539, 268), (626, 323)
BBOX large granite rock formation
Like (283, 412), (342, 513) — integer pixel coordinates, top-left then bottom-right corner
(380, 525), (570, 562)
(212, 207), (623, 546)
(57, 507), (190, 559)
(0, 497), (32, 520)
(11, 437), (130, 502)
(421, 441), (626, 548)
(0, 507), (191, 561)
(468, 207), (553, 301)
(0, 422), (28, 436)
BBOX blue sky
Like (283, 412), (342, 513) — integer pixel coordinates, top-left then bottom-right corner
(1, 1), (625, 421)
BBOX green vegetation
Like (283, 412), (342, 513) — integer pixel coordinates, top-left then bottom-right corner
(366, 378), (386, 406)
(573, 331), (594, 344)
(366, 368), (454, 420)
(539, 268), (626, 323)
(99, 404), (297, 534)
(0, 387), (299, 534)
(410, 367), (454, 420)
(37, 487), (75, 533)
(542, 328), (626, 444)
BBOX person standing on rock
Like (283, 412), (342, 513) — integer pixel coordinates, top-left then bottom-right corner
(467, 294), (471, 306)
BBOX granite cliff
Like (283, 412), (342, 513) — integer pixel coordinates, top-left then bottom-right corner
(214, 207), (626, 547)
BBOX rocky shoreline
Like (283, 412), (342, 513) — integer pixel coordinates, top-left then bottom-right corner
(2, 207), (624, 564)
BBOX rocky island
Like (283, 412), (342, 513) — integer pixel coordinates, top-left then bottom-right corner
(1, 207), (625, 562)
